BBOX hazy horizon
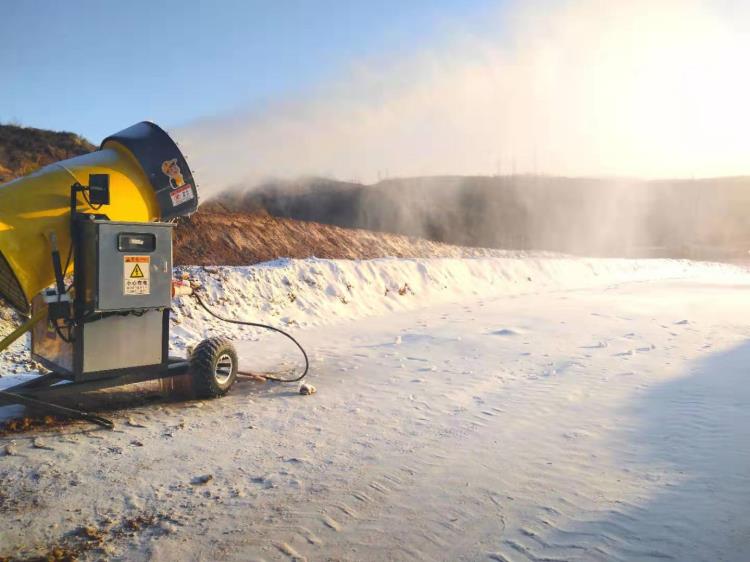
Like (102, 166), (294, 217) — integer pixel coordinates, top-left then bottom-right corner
(176, 0), (750, 198)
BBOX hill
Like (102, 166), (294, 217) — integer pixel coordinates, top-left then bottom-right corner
(0, 123), (95, 182)
(212, 175), (750, 260)
(173, 209), (505, 266)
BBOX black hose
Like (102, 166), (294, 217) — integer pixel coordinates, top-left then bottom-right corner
(192, 290), (309, 383)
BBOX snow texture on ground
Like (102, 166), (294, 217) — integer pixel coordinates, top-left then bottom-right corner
(1, 256), (750, 561)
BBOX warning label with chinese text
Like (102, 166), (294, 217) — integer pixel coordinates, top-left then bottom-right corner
(123, 255), (150, 295)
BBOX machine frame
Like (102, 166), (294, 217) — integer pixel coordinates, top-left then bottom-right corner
(0, 187), (195, 428)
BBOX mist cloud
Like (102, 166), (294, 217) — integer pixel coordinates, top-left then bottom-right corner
(175, 0), (750, 197)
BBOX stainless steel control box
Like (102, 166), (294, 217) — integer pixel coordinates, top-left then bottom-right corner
(78, 220), (173, 312)
(32, 219), (173, 380)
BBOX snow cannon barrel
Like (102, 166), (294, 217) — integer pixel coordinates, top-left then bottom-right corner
(0, 121), (198, 314)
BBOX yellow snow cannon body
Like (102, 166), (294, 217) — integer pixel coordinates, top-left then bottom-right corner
(0, 121), (198, 314)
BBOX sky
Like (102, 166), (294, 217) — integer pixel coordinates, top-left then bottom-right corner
(0, 0), (503, 143)
(2, 0), (749, 186)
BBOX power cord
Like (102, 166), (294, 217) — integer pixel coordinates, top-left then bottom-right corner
(192, 290), (309, 383)
(80, 186), (103, 211)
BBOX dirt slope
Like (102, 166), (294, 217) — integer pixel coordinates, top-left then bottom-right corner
(211, 175), (750, 259)
(174, 210), (502, 265)
(0, 124), (95, 182)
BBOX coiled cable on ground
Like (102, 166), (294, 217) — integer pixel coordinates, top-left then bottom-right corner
(192, 290), (309, 383)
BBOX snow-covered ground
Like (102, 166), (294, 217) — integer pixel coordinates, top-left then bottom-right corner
(2, 256), (750, 561)
(169, 256), (747, 350)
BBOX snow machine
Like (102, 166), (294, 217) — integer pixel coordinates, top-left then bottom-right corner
(0, 122), (240, 427)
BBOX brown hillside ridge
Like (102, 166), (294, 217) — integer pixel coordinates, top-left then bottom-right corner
(174, 209), (504, 266)
(0, 124), (95, 182)
(211, 175), (750, 260)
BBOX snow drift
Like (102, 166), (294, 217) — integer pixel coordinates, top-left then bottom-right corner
(169, 256), (749, 351)
(1, 255), (747, 383)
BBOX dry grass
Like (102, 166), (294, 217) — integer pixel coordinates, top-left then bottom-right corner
(174, 209), (500, 266)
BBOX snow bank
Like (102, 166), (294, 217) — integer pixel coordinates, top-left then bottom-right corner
(1, 256), (746, 379)
(170, 256), (750, 351)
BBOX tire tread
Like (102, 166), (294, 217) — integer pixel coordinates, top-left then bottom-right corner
(190, 337), (238, 398)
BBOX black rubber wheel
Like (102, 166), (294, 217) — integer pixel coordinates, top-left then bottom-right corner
(190, 337), (238, 398)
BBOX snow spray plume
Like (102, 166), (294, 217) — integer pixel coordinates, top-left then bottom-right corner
(174, 0), (750, 257)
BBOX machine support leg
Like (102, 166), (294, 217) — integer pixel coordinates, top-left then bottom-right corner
(2, 372), (64, 392)
(0, 390), (114, 429)
(0, 359), (190, 430)
(0, 309), (46, 354)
